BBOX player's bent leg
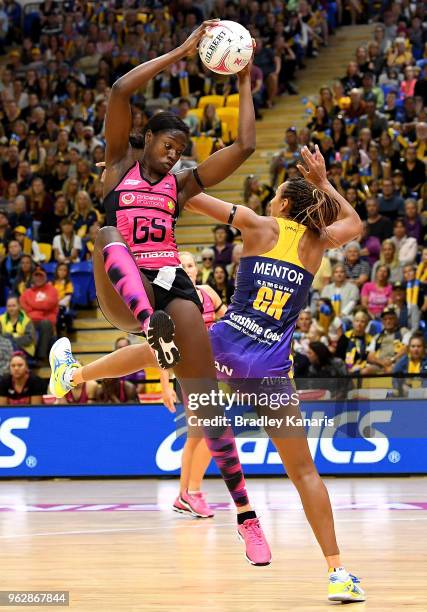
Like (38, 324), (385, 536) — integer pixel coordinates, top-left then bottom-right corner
(94, 227), (180, 369)
(166, 298), (271, 565)
(49, 342), (156, 398)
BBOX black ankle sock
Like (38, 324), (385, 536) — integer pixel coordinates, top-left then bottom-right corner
(237, 510), (257, 525)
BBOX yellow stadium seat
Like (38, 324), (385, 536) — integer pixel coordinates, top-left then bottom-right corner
(38, 243), (52, 262)
(217, 107), (239, 141)
(143, 367), (162, 394)
(193, 136), (214, 162)
(198, 95), (225, 110)
(226, 94), (239, 107)
(187, 108), (204, 121)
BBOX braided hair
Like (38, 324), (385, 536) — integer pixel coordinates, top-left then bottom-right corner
(129, 111), (190, 149)
(281, 178), (340, 236)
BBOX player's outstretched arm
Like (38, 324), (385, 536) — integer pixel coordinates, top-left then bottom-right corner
(179, 58), (256, 202)
(187, 192), (260, 231)
(297, 145), (363, 247)
(105, 21), (217, 166)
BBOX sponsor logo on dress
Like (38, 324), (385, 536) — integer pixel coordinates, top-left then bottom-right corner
(167, 201), (175, 211)
(121, 193), (135, 205)
(123, 179), (141, 186)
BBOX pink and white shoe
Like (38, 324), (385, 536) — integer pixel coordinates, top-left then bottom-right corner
(172, 490), (214, 518)
(237, 518), (272, 566)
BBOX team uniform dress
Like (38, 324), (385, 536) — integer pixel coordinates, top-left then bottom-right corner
(103, 161), (201, 311)
(210, 218), (313, 379)
(198, 287), (216, 329)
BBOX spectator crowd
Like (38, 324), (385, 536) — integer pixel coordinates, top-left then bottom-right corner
(0, 0), (426, 403)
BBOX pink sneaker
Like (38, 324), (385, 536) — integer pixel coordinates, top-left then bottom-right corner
(237, 518), (272, 566)
(173, 491), (214, 518)
(172, 495), (193, 516)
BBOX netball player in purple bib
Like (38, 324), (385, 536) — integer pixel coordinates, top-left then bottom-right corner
(51, 147), (367, 601)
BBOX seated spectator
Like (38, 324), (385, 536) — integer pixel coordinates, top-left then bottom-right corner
(82, 221), (100, 260)
(243, 175), (274, 215)
(20, 266), (59, 362)
(367, 306), (408, 374)
(400, 66), (417, 98)
(13, 254), (34, 296)
(378, 178), (405, 221)
(0, 210), (13, 252)
(343, 241), (370, 288)
(198, 247), (215, 284)
(208, 264), (234, 306)
(314, 297), (342, 339)
(358, 96), (387, 139)
(393, 332), (427, 395)
(0, 334), (13, 376)
(293, 309), (312, 356)
(307, 105), (330, 142)
(200, 104), (224, 150)
(52, 217), (82, 263)
(371, 239), (402, 284)
(403, 198), (422, 242)
(403, 264), (427, 321)
(95, 378), (137, 404)
(387, 37), (413, 69)
(27, 176), (53, 221)
(0, 352), (46, 405)
(53, 262), (74, 335)
(361, 264), (392, 318)
(391, 281), (420, 332)
(321, 263), (360, 317)
(391, 219), (418, 266)
(1, 238), (22, 288)
(13, 225), (45, 262)
(38, 195), (69, 244)
(365, 197), (393, 242)
(8, 195), (33, 230)
(211, 225), (234, 267)
(70, 190), (101, 237)
(336, 308), (375, 375)
(227, 243), (243, 284)
(0, 295), (36, 358)
(306, 341), (350, 400)
(400, 146), (426, 195)
(55, 381), (98, 405)
(359, 220), (381, 267)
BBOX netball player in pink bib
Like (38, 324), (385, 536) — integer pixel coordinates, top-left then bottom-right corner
(50, 24), (273, 564)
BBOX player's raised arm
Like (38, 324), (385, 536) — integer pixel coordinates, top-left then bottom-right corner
(178, 58), (256, 203)
(297, 145), (363, 247)
(105, 20), (218, 166)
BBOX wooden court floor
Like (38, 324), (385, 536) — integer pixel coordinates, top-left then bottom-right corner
(0, 476), (426, 611)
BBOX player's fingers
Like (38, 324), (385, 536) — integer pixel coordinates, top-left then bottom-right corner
(297, 163), (309, 178)
(300, 146), (313, 166)
(95, 161), (106, 168)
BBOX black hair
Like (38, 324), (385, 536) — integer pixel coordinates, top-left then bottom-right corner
(281, 178), (340, 235)
(129, 111), (190, 149)
(409, 331), (426, 349)
(309, 341), (333, 366)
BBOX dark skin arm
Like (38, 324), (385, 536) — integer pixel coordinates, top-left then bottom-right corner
(177, 57), (256, 207)
(103, 20), (218, 193)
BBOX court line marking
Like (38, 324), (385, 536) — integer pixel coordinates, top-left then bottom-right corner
(1, 515), (427, 541)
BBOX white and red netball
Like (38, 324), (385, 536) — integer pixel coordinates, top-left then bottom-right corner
(198, 20), (253, 75)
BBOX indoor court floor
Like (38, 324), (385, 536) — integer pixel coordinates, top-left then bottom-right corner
(0, 476), (426, 611)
